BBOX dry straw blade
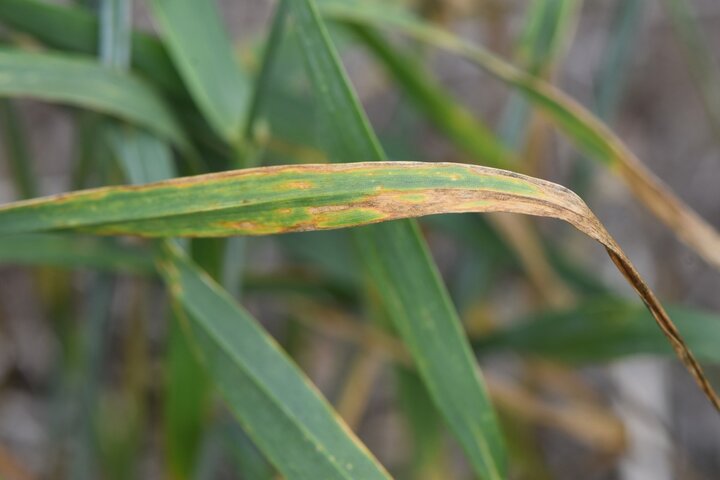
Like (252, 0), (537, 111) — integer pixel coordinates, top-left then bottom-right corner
(0, 160), (717, 411)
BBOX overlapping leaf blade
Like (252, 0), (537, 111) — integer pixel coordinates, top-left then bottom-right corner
(287, 2), (507, 477)
(157, 242), (391, 480)
(319, 1), (720, 271)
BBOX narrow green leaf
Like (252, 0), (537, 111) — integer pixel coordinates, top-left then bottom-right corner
(288, 2), (507, 477)
(157, 242), (391, 480)
(571, 0), (643, 193)
(477, 297), (720, 364)
(662, 0), (720, 141)
(395, 368), (445, 477)
(350, 25), (513, 169)
(148, 0), (250, 142)
(100, 0), (131, 69)
(593, 0), (643, 122)
(498, 0), (580, 147)
(164, 311), (211, 479)
(245, 2), (289, 142)
(0, 234), (154, 274)
(0, 49), (187, 148)
(515, 0), (580, 76)
(0, 99), (36, 198)
(105, 125), (176, 184)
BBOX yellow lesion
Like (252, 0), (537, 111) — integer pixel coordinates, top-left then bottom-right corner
(278, 180), (317, 191)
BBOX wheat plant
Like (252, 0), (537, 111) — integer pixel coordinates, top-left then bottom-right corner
(0, 0), (718, 479)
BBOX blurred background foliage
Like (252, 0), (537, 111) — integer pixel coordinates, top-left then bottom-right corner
(0, 0), (719, 479)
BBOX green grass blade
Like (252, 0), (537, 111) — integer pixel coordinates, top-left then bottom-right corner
(498, 0), (580, 147)
(319, 2), (720, 271)
(100, 0), (131, 69)
(245, 2), (289, 142)
(0, 49), (186, 148)
(0, 0), (183, 96)
(164, 311), (211, 479)
(157, 242), (391, 480)
(662, 0), (720, 141)
(516, 0), (580, 76)
(0, 234), (154, 274)
(477, 297), (720, 364)
(570, 0), (643, 192)
(288, 2), (506, 476)
(0, 99), (36, 198)
(105, 126), (176, 184)
(0, 161), (626, 238)
(148, 0), (250, 143)
(593, 0), (643, 121)
(350, 25), (513, 168)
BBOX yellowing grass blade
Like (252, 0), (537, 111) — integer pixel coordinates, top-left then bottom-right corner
(319, 3), (720, 271)
(0, 160), (717, 412)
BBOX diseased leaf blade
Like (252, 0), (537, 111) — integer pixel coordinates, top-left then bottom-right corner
(0, 234), (153, 274)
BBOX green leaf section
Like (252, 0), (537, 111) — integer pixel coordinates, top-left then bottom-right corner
(319, 1), (720, 271)
(498, 0), (580, 147)
(0, 49), (186, 148)
(148, 0), (250, 142)
(0, 99), (36, 199)
(349, 25), (513, 168)
(662, 0), (720, 141)
(157, 242), (390, 480)
(105, 126), (176, 184)
(477, 297), (720, 364)
(288, 1), (506, 478)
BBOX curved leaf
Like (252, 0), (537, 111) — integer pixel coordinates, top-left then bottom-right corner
(0, 160), (717, 412)
(0, 49), (187, 148)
